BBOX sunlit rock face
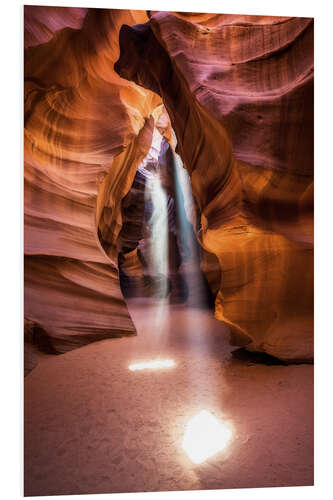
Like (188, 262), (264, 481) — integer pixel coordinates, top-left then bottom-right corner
(24, 7), (161, 356)
(115, 12), (314, 362)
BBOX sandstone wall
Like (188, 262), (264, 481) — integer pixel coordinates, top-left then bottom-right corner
(115, 12), (314, 362)
(24, 7), (160, 354)
(24, 7), (314, 363)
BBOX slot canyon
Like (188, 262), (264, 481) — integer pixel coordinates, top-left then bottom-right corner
(24, 6), (314, 496)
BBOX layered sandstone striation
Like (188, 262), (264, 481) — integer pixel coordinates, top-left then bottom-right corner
(24, 7), (313, 364)
(24, 7), (160, 358)
(115, 12), (314, 362)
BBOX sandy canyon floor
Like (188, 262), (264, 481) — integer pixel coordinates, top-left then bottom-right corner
(24, 300), (313, 496)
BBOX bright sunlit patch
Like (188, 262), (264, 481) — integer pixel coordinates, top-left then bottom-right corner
(129, 359), (175, 371)
(182, 410), (232, 464)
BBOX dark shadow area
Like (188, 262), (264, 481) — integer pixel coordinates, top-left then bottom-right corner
(231, 347), (288, 366)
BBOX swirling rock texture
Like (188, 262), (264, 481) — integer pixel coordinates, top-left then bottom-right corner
(24, 6), (314, 367)
(24, 7), (162, 364)
(115, 12), (314, 362)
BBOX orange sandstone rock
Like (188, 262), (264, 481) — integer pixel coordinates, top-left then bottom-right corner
(24, 7), (160, 352)
(115, 12), (313, 362)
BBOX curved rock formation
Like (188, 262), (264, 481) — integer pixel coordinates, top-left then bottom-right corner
(24, 7), (314, 363)
(115, 12), (314, 362)
(24, 7), (160, 353)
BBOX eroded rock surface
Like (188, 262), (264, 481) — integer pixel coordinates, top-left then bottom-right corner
(24, 7), (313, 363)
(24, 7), (160, 353)
(115, 12), (314, 362)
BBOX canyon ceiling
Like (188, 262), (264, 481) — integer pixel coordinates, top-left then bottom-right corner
(24, 7), (314, 367)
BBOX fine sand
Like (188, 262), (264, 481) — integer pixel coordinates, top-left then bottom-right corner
(24, 300), (313, 496)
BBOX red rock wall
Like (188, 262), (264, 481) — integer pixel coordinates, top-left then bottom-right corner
(115, 12), (314, 362)
(24, 7), (160, 353)
(24, 7), (314, 362)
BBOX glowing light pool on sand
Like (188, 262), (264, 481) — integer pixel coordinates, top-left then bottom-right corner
(129, 359), (175, 371)
(182, 410), (232, 464)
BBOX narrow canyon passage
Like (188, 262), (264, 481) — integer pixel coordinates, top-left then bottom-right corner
(23, 8), (314, 497)
(24, 300), (313, 496)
